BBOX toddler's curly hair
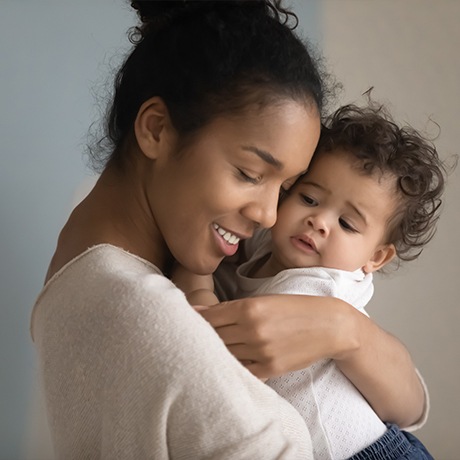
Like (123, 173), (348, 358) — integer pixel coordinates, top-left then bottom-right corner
(316, 103), (447, 263)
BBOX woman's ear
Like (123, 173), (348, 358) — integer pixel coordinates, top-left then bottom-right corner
(362, 243), (396, 274)
(134, 97), (174, 160)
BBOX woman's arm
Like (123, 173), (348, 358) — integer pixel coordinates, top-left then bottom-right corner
(200, 294), (425, 428)
(333, 300), (425, 428)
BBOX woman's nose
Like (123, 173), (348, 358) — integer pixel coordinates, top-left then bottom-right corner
(242, 191), (278, 229)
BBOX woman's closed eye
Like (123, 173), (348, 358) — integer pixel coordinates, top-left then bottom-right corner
(237, 168), (261, 184)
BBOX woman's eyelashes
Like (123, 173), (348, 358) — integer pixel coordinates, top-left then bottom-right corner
(281, 178), (296, 191)
(237, 168), (261, 184)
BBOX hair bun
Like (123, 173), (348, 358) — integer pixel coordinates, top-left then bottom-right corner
(130, 1), (294, 28)
(130, 1), (216, 25)
(131, 1), (179, 24)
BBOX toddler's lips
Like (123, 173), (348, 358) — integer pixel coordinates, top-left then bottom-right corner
(292, 234), (318, 253)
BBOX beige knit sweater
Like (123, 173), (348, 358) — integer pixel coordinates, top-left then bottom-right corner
(31, 245), (313, 459)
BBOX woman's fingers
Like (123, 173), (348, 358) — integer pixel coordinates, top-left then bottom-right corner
(226, 343), (259, 360)
(192, 304), (210, 312)
(201, 299), (269, 345)
(227, 345), (275, 379)
(244, 362), (266, 379)
(199, 301), (239, 328)
(213, 324), (245, 345)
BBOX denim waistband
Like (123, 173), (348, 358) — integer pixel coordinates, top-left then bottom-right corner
(348, 424), (433, 460)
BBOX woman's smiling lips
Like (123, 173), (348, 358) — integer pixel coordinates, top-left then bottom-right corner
(290, 234), (319, 254)
(212, 223), (244, 257)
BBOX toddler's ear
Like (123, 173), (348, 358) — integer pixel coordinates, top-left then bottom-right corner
(363, 244), (396, 274)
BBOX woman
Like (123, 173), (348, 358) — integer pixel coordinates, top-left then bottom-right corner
(31, 1), (426, 458)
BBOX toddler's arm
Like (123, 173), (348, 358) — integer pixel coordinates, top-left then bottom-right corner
(172, 264), (219, 307)
(173, 265), (268, 382)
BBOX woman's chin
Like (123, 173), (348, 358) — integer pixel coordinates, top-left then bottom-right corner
(185, 258), (222, 276)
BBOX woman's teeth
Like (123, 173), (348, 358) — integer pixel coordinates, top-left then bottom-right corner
(213, 224), (240, 245)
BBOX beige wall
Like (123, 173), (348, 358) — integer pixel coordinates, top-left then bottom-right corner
(316, 1), (460, 458)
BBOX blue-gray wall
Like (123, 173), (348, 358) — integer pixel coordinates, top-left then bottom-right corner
(0, 2), (134, 458)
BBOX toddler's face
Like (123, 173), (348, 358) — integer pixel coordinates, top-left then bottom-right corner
(269, 149), (396, 274)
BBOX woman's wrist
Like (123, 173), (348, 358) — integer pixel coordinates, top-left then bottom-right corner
(323, 297), (363, 362)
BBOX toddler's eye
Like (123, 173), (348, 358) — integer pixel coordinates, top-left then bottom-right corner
(339, 218), (357, 233)
(300, 194), (317, 206)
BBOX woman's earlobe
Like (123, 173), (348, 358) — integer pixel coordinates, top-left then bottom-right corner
(134, 97), (171, 160)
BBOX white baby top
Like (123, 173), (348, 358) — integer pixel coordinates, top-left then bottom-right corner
(31, 244), (313, 460)
(227, 230), (429, 460)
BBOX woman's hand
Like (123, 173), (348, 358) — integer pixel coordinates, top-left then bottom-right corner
(200, 294), (356, 377)
(200, 294), (426, 429)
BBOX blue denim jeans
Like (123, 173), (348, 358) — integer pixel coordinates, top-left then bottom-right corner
(348, 424), (434, 460)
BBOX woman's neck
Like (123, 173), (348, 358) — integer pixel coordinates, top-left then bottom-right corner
(45, 164), (171, 282)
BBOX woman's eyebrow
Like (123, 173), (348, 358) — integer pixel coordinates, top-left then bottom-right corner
(241, 145), (283, 170)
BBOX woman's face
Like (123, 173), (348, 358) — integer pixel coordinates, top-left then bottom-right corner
(150, 101), (321, 274)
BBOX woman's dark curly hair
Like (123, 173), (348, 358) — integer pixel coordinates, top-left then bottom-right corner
(89, 0), (332, 170)
(316, 103), (447, 263)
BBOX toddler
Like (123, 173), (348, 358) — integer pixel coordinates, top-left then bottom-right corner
(174, 103), (446, 460)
